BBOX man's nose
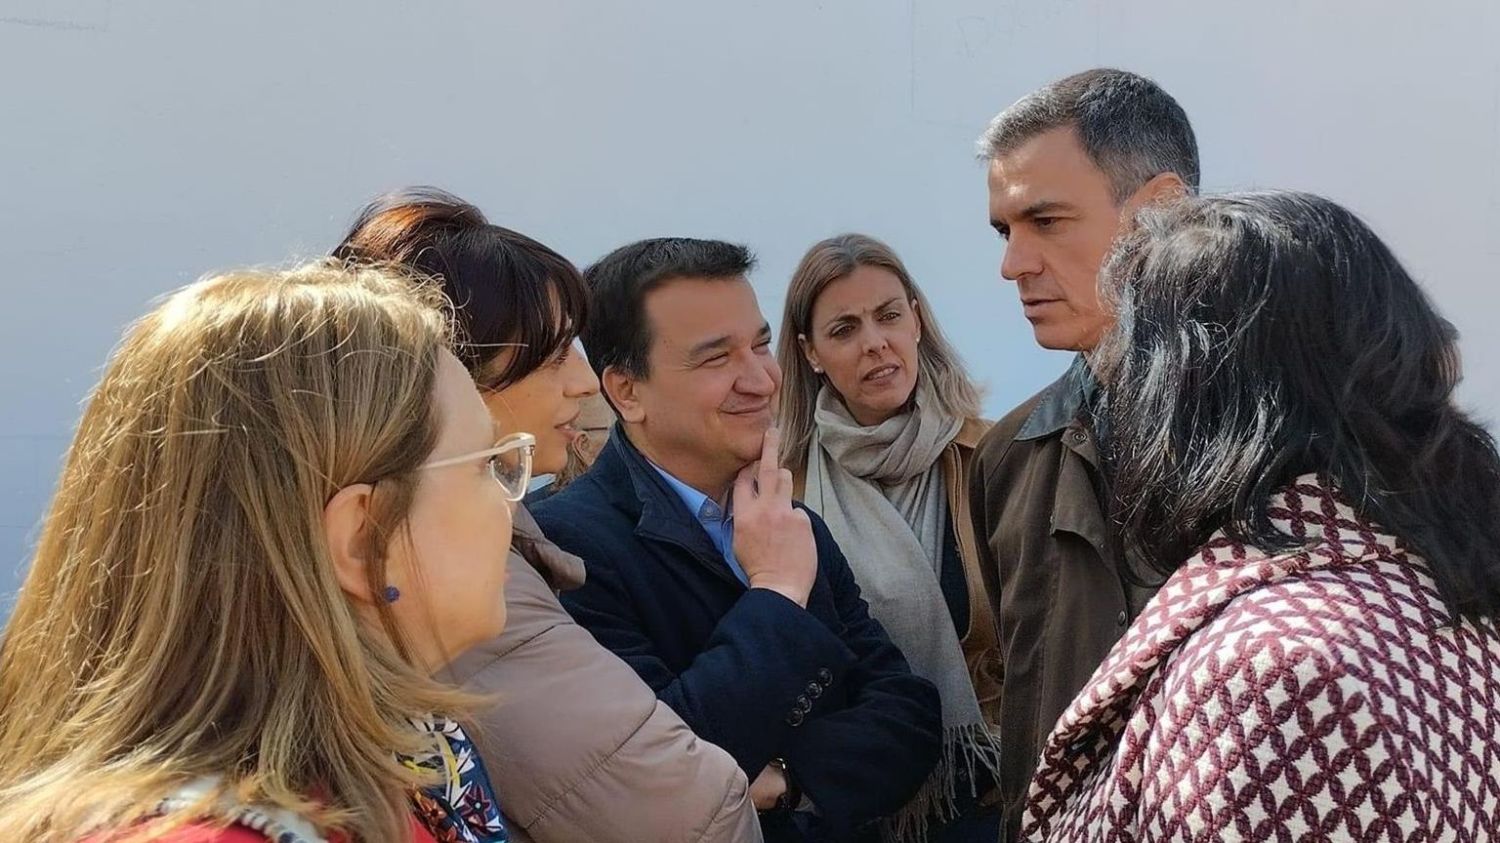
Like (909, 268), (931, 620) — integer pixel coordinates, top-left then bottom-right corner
(1001, 233), (1042, 282)
(737, 355), (778, 396)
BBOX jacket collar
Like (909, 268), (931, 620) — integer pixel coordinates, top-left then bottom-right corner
(590, 425), (744, 589)
(1015, 355), (1098, 442)
(1013, 356), (1111, 561)
(952, 416), (990, 450)
(1026, 476), (1406, 827)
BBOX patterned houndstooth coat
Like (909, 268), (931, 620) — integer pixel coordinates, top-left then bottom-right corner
(1023, 476), (1500, 842)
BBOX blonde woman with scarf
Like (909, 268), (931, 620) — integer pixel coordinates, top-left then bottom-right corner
(778, 234), (1000, 843)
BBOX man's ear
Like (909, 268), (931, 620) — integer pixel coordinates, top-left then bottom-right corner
(323, 483), (380, 604)
(1124, 171), (1188, 217)
(602, 365), (646, 424)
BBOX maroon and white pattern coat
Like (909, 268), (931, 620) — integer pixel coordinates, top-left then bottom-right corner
(1023, 476), (1500, 842)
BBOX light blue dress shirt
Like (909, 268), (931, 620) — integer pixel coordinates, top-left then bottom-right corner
(650, 463), (750, 585)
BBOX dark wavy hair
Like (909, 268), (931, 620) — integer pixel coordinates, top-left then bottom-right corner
(1094, 190), (1500, 620)
(333, 187), (588, 390)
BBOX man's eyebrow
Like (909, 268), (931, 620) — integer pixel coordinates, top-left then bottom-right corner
(688, 334), (733, 358)
(992, 199), (1074, 228)
(688, 324), (771, 358)
(1017, 200), (1073, 219)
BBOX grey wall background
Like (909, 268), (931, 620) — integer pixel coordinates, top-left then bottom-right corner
(3, 0), (1498, 611)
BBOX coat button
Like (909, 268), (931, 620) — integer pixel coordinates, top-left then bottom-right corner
(1069, 430), (1088, 445)
(806, 681), (823, 699)
(817, 668), (833, 685)
(795, 695), (812, 713)
(1116, 610), (1128, 626)
(786, 709), (805, 727)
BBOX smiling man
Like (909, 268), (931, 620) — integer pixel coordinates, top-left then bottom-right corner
(533, 238), (941, 843)
(968, 69), (1200, 841)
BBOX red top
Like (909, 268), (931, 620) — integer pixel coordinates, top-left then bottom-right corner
(149, 828), (280, 843)
(97, 816), (438, 842)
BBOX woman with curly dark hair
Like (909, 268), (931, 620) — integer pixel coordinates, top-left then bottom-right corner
(1025, 191), (1500, 841)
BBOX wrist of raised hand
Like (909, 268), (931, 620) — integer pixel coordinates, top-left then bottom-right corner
(747, 577), (810, 608)
(767, 758), (798, 813)
(751, 770), (786, 811)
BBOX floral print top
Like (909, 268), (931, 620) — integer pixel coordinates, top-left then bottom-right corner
(401, 716), (510, 843)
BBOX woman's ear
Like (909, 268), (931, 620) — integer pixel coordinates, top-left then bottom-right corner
(910, 299), (922, 344)
(602, 366), (646, 424)
(797, 333), (823, 374)
(323, 483), (379, 604)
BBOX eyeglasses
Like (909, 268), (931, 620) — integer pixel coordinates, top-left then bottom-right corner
(418, 432), (536, 502)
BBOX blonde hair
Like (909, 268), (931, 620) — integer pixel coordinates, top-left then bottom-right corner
(0, 260), (471, 841)
(777, 234), (982, 473)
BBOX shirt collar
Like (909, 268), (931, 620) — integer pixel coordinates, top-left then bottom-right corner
(1016, 354), (1100, 441)
(649, 462), (730, 523)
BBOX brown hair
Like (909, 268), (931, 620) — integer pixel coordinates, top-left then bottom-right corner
(776, 234), (982, 472)
(0, 260), (469, 840)
(334, 186), (589, 390)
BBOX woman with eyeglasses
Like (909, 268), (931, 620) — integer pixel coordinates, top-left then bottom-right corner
(0, 261), (521, 841)
(334, 188), (761, 843)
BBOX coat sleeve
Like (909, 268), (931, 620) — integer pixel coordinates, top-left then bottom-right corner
(780, 511), (944, 835)
(543, 510), (864, 781)
(448, 557), (762, 843)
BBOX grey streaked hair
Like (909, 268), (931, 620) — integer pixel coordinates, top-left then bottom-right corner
(977, 68), (1200, 202)
(1093, 190), (1500, 620)
(776, 233), (983, 474)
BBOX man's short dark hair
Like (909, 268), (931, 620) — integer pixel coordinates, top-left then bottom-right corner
(978, 68), (1200, 201)
(581, 237), (756, 383)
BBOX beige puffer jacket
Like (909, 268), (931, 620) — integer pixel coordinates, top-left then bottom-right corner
(447, 505), (761, 843)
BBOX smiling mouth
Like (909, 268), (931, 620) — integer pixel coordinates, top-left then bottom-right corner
(554, 409), (583, 436)
(724, 404), (771, 416)
(864, 364), (900, 382)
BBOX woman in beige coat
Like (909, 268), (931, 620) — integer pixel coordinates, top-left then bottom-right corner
(336, 187), (760, 842)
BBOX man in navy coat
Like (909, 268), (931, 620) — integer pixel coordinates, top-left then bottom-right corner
(533, 238), (941, 842)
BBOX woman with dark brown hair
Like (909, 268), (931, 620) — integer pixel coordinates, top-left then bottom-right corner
(1025, 192), (1500, 841)
(336, 188), (759, 843)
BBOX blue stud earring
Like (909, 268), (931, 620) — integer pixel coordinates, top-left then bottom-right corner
(382, 585), (401, 603)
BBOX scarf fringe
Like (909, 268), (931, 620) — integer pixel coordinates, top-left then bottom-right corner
(879, 723), (1004, 843)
